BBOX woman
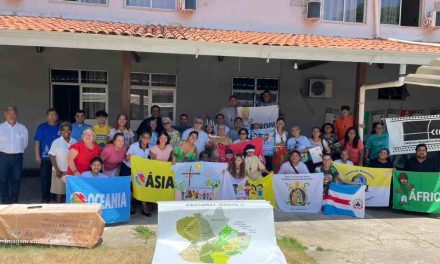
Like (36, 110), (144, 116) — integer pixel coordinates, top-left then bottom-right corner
(174, 131), (198, 162)
(334, 149), (354, 165)
(321, 123), (340, 159)
(150, 131), (174, 162)
(228, 155), (246, 179)
(233, 128), (249, 144)
(244, 144), (268, 180)
(272, 118), (289, 173)
(211, 124), (232, 146)
(365, 122), (389, 164)
(100, 133), (128, 176)
(108, 113), (135, 147)
(205, 123), (215, 136)
(309, 127), (331, 154)
(49, 122), (77, 203)
(81, 157), (107, 178)
(341, 127), (364, 166)
(162, 117), (180, 147)
(67, 128), (101, 176)
(149, 119), (159, 148)
(228, 117), (244, 142)
(278, 150), (310, 174)
(368, 148), (394, 168)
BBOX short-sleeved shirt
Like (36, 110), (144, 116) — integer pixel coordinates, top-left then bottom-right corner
(48, 136), (77, 172)
(124, 142), (151, 168)
(108, 128), (135, 147)
(182, 128), (210, 155)
(334, 116), (354, 141)
(150, 144), (173, 162)
(341, 139), (364, 165)
(67, 141), (101, 174)
(286, 136), (311, 152)
(71, 123), (92, 142)
(34, 122), (60, 160)
(278, 161), (310, 174)
(315, 165), (339, 195)
(93, 125), (112, 149)
(365, 132), (389, 160)
(100, 144), (128, 171)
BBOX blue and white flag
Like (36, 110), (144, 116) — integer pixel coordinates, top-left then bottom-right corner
(323, 183), (365, 218)
(66, 176), (131, 224)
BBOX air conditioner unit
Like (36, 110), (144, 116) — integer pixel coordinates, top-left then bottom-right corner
(308, 79), (333, 98)
(178, 0), (196, 12)
(306, 0), (321, 20)
(423, 11), (440, 28)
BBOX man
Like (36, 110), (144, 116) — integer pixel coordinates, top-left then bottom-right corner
(256, 90), (276, 106)
(228, 117), (244, 141)
(334, 105), (353, 141)
(71, 110), (91, 141)
(93, 110), (112, 149)
(404, 144), (439, 172)
(137, 105), (163, 137)
(219, 95), (238, 129)
(174, 114), (191, 134)
(213, 113), (230, 135)
(34, 108), (60, 203)
(0, 106), (28, 204)
(182, 117), (211, 156)
(286, 126), (311, 153)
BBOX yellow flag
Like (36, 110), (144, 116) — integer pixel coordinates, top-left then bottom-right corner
(131, 156), (175, 202)
(247, 173), (276, 208)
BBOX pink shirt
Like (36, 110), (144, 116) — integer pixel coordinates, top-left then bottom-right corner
(100, 144), (128, 171)
(151, 145), (173, 162)
(341, 139), (364, 165)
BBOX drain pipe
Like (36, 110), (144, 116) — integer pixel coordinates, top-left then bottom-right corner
(358, 64), (406, 140)
(373, 0), (380, 38)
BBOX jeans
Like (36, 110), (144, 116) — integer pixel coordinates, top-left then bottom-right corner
(0, 152), (23, 204)
(40, 159), (52, 202)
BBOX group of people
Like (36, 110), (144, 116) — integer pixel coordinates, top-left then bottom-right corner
(1, 91), (439, 213)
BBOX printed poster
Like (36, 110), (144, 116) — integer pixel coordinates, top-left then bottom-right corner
(237, 105), (279, 129)
(250, 128), (275, 156)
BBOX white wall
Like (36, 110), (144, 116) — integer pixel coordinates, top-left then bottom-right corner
(1, 0), (439, 41)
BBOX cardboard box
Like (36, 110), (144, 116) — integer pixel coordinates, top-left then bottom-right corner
(0, 204), (105, 248)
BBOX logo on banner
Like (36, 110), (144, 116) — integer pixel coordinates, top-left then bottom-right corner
(287, 182), (309, 206)
(351, 174), (369, 191)
(71, 192), (86, 203)
(351, 199), (364, 210)
(395, 173), (414, 206)
(402, 120), (440, 141)
(134, 172), (174, 189)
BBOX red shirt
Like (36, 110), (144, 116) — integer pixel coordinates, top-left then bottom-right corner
(67, 141), (101, 174)
(334, 116), (354, 141)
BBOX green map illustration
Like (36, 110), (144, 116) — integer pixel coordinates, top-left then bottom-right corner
(176, 208), (251, 264)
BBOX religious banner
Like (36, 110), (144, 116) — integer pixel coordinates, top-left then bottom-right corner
(385, 115), (440, 155)
(173, 162), (227, 201)
(131, 156), (175, 202)
(237, 105), (279, 129)
(218, 137), (265, 163)
(153, 200), (287, 264)
(333, 163), (392, 207)
(323, 183), (366, 218)
(273, 173), (324, 213)
(393, 170), (440, 213)
(66, 176), (131, 224)
(250, 128), (275, 156)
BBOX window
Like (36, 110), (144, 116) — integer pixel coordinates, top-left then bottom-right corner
(232, 77), (279, 107)
(130, 73), (177, 123)
(380, 0), (420, 27)
(322, 0), (365, 23)
(125, 0), (176, 9)
(61, 0), (108, 4)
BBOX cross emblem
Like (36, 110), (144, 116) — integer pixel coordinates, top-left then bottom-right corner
(181, 165), (201, 187)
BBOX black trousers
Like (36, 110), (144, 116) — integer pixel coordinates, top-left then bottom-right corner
(0, 152), (23, 204)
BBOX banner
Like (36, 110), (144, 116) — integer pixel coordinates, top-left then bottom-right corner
(273, 173), (324, 213)
(250, 128), (275, 156)
(174, 162), (227, 201)
(272, 147), (288, 173)
(218, 137), (265, 163)
(323, 183), (366, 218)
(324, 107), (339, 124)
(131, 156), (175, 202)
(393, 170), (440, 213)
(333, 163), (392, 207)
(237, 105), (279, 129)
(219, 172), (276, 207)
(153, 200), (287, 264)
(66, 176), (130, 224)
(385, 115), (440, 155)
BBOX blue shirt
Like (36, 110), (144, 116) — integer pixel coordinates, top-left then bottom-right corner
(286, 136), (311, 152)
(365, 132), (389, 160)
(71, 123), (92, 142)
(34, 122), (60, 160)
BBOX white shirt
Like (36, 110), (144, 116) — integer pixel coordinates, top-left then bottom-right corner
(0, 121), (29, 154)
(124, 142), (151, 168)
(278, 161), (310, 174)
(334, 159), (354, 166)
(182, 128), (210, 155)
(48, 136), (77, 172)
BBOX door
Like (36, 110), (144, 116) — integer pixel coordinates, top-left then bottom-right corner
(52, 85), (80, 123)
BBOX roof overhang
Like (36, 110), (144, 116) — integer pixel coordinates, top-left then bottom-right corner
(0, 29), (438, 65)
(405, 58), (440, 87)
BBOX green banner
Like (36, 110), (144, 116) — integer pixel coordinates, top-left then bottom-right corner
(393, 170), (440, 213)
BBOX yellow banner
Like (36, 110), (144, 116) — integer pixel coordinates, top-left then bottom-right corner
(131, 156), (175, 202)
(248, 173), (276, 208)
(333, 163), (392, 188)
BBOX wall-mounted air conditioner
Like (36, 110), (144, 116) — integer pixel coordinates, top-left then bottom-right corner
(308, 79), (333, 98)
(423, 11), (440, 28)
(306, 0), (321, 20)
(178, 0), (196, 12)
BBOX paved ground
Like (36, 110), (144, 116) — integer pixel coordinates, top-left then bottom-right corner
(18, 176), (440, 263)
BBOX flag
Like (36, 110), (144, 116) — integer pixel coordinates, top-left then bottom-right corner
(248, 173), (276, 207)
(250, 128), (276, 156)
(272, 147), (288, 173)
(218, 137), (265, 163)
(333, 163), (392, 207)
(66, 176), (131, 224)
(237, 105), (279, 130)
(323, 183), (365, 218)
(130, 156), (175, 202)
(173, 162), (227, 201)
(273, 173), (323, 213)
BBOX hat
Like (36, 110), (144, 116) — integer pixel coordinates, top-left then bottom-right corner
(95, 110), (108, 117)
(244, 144), (256, 153)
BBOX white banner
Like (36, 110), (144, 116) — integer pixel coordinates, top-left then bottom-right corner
(153, 200), (287, 264)
(237, 105), (279, 129)
(385, 115), (440, 155)
(273, 173), (324, 213)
